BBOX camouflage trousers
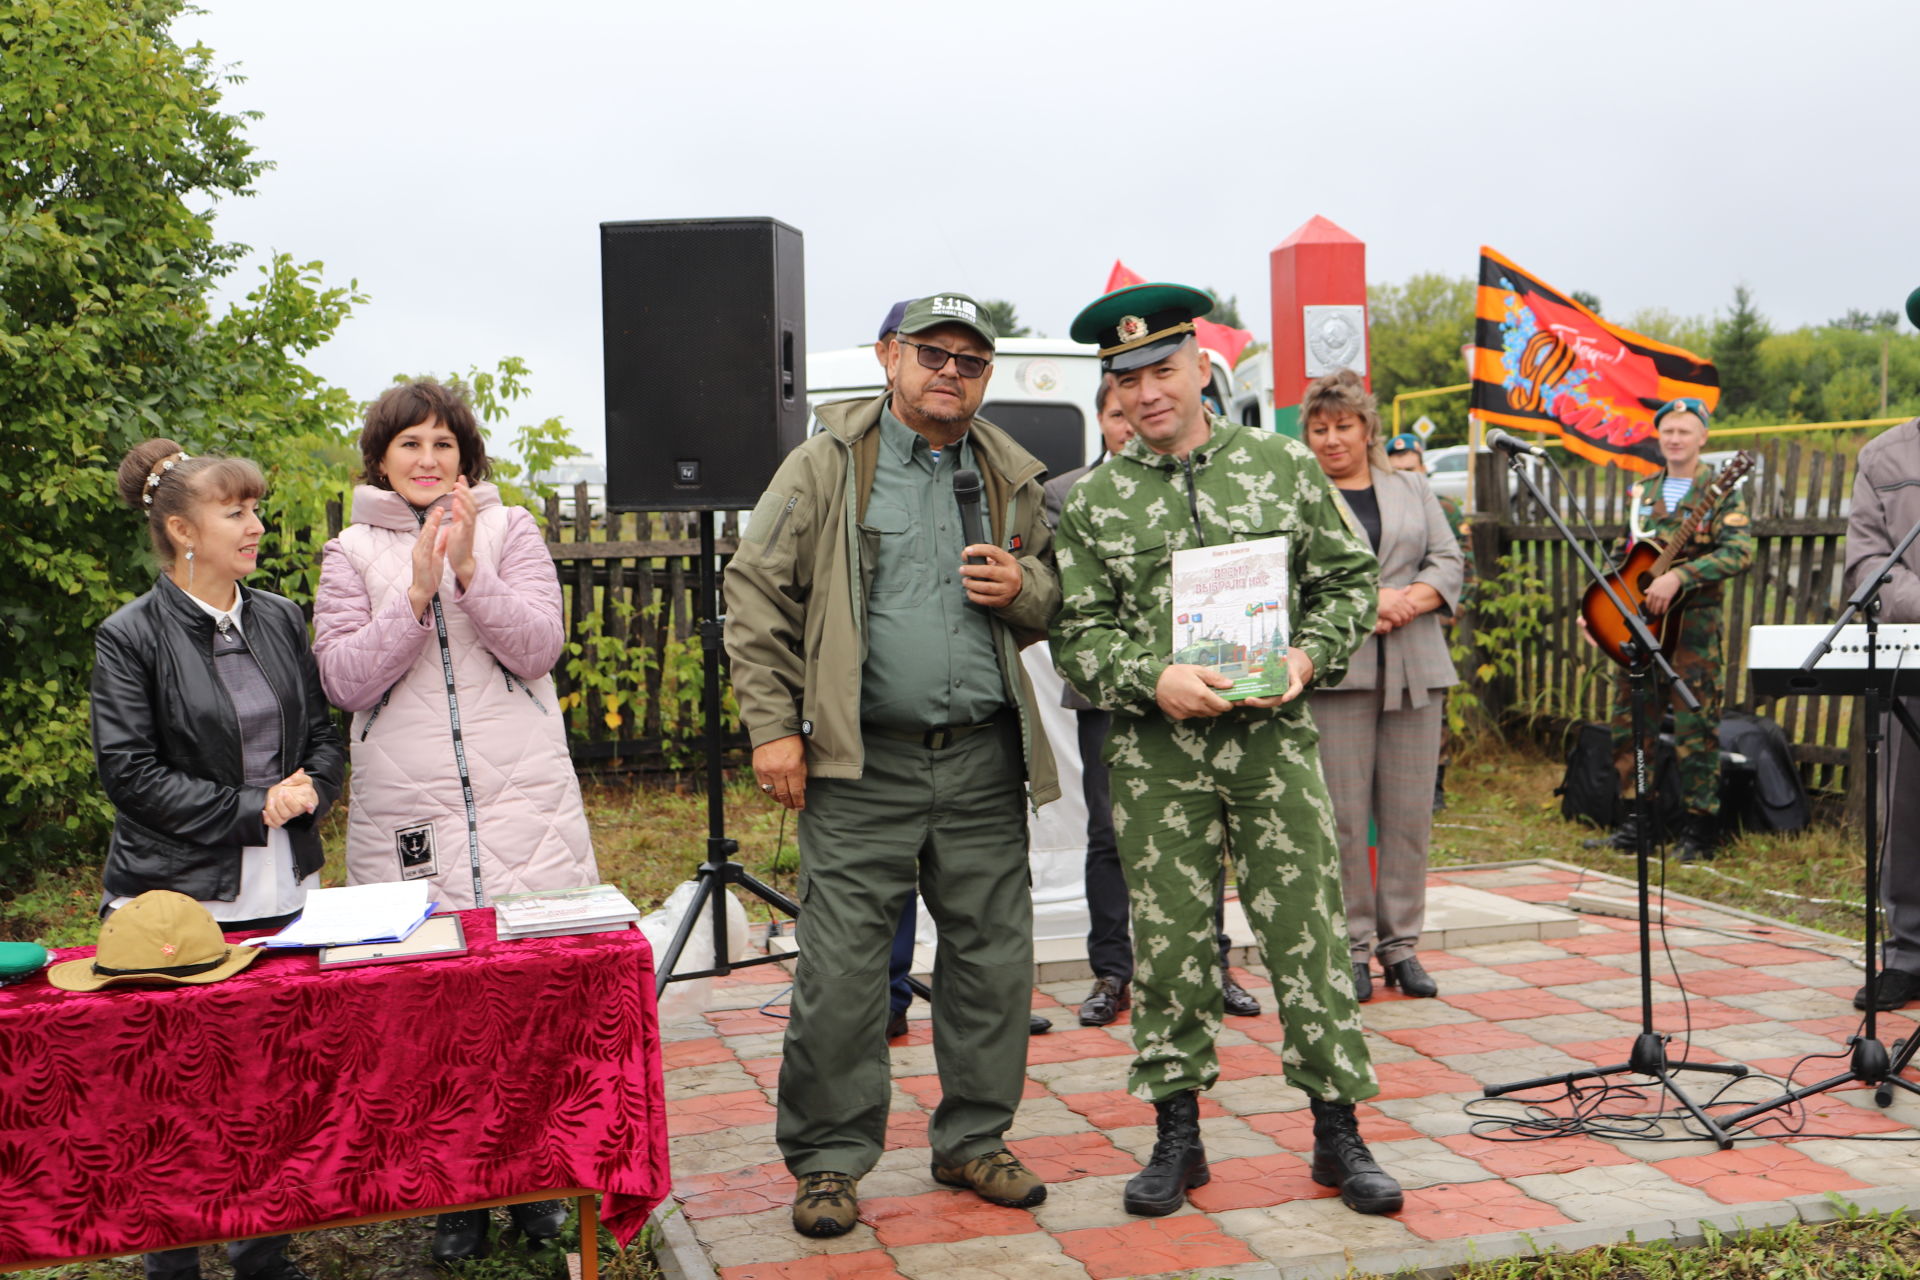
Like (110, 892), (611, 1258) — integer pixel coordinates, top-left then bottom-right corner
(1609, 603), (1723, 816)
(1106, 710), (1378, 1105)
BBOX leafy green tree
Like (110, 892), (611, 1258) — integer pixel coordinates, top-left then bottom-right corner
(1570, 289), (1604, 315)
(1711, 284), (1772, 413)
(1367, 274), (1476, 445)
(1625, 307), (1714, 355)
(979, 299), (1032, 339)
(0, 1), (368, 871)
(1203, 287), (1246, 331)
(1830, 308), (1900, 333)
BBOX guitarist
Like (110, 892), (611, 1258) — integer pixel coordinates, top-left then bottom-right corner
(1604, 398), (1754, 862)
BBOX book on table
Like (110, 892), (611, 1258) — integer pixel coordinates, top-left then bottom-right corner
(242, 881), (437, 949)
(494, 884), (641, 939)
(1169, 535), (1292, 701)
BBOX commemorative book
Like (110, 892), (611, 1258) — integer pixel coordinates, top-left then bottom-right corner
(318, 912), (468, 969)
(1169, 535), (1292, 701)
(494, 883), (641, 940)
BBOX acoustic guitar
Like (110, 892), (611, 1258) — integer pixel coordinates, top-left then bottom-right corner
(1581, 451), (1756, 668)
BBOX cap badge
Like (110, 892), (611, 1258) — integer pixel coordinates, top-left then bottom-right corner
(1117, 315), (1148, 344)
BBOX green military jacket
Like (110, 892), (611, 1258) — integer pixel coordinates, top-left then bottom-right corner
(1624, 463), (1755, 606)
(1050, 416), (1379, 718)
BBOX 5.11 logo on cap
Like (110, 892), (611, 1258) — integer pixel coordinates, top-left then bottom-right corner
(930, 296), (978, 322)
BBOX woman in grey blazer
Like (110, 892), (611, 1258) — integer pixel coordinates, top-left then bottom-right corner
(1301, 372), (1465, 1002)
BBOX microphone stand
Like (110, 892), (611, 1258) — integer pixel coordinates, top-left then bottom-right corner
(1725, 511), (1920, 1120)
(1479, 447), (1747, 1148)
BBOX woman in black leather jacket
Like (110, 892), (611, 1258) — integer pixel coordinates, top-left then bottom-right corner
(90, 439), (343, 1280)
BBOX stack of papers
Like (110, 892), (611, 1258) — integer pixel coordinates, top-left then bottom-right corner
(242, 881), (437, 949)
(494, 884), (640, 940)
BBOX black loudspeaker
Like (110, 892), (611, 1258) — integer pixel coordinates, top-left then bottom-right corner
(601, 217), (806, 510)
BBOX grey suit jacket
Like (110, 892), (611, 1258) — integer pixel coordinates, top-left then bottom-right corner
(1324, 467), (1464, 709)
(1845, 418), (1920, 624)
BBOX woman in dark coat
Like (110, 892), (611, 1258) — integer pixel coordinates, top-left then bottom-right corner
(91, 438), (343, 1280)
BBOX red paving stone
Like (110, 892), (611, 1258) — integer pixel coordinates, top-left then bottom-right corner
(1244, 1104), (1423, 1150)
(1498, 882), (1580, 903)
(676, 1160), (795, 1219)
(1747, 1054), (1866, 1087)
(1056, 1215), (1260, 1279)
(1438, 1131), (1637, 1178)
(706, 1007), (791, 1037)
(664, 1036), (737, 1070)
(894, 1073), (1048, 1109)
(1185, 1152), (1333, 1211)
(860, 1189), (1043, 1247)
(1741, 1094), (1918, 1141)
(1380, 1019), (1542, 1057)
(1372, 1059), (1484, 1099)
(1654, 1145), (1870, 1202)
(739, 1055), (784, 1088)
(1556, 1035), (1729, 1067)
(1690, 940), (1832, 967)
(1396, 1180), (1573, 1240)
(1024, 1027), (1135, 1065)
(1009, 1131), (1142, 1182)
(1670, 966), (1802, 997)
(881, 1108), (932, 1150)
(1409, 948), (1481, 971)
(1056, 1089), (1227, 1130)
(719, 1253), (905, 1280)
(1492, 957), (1644, 987)
(667, 1089), (777, 1137)
(1556, 931), (1654, 956)
(1233, 1016), (1289, 1043)
(1214, 1042), (1290, 1080)
(1441, 988), (1591, 1021)
(1603, 999), (1766, 1031)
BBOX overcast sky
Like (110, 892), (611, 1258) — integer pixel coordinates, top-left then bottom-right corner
(175, 1), (1918, 463)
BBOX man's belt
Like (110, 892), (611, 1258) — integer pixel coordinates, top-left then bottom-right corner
(863, 717), (1006, 750)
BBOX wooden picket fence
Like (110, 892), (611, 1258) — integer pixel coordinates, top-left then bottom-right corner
(1466, 437), (1861, 803)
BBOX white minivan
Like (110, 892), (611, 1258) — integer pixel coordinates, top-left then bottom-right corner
(806, 336), (1238, 478)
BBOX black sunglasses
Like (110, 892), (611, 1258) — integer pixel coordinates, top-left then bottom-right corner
(899, 338), (991, 380)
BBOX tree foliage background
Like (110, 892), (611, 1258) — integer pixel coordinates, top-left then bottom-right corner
(1366, 274), (1920, 448)
(0, 2), (573, 878)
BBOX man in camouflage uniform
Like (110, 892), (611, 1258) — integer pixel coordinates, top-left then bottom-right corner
(1051, 282), (1401, 1219)
(1604, 398), (1753, 862)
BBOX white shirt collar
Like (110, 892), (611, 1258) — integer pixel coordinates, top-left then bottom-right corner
(187, 587), (246, 637)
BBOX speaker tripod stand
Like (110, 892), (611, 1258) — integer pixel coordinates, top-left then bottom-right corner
(649, 513), (937, 1006)
(1479, 447), (1746, 1147)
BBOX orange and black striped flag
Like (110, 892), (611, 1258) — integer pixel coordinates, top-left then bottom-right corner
(1472, 247), (1718, 473)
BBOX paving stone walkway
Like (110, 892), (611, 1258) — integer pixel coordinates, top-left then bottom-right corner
(651, 861), (1920, 1280)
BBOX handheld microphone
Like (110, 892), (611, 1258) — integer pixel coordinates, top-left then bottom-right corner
(953, 469), (988, 566)
(1486, 428), (1547, 458)
(1907, 286), (1920, 331)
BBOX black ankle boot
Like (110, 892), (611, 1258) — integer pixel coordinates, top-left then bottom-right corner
(1309, 1098), (1404, 1214)
(508, 1198), (569, 1244)
(431, 1209), (491, 1262)
(1123, 1090), (1208, 1215)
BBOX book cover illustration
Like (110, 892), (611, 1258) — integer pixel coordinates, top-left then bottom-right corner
(1169, 535), (1291, 701)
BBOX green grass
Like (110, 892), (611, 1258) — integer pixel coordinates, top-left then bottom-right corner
(14, 1207), (663, 1279)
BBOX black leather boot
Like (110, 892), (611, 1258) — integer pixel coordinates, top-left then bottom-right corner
(1382, 955), (1439, 998)
(1351, 961), (1373, 1003)
(430, 1209), (491, 1262)
(508, 1198), (569, 1245)
(1122, 1090), (1208, 1215)
(1309, 1099), (1404, 1214)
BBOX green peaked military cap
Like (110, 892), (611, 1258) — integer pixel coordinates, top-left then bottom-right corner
(1070, 282), (1215, 372)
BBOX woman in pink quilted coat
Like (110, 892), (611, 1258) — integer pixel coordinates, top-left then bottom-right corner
(312, 378), (595, 1259)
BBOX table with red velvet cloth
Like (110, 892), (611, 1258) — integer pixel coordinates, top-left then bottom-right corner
(0, 909), (669, 1269)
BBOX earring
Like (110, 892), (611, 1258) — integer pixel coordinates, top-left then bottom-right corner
(185, 547), (195, 589)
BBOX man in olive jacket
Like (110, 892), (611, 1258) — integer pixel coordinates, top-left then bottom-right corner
(723, 292), (1060, 1238)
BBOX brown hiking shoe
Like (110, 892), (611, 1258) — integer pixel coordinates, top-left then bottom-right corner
(791, 1171), (859, 1237)
(931, 1148), (1047, 1208)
